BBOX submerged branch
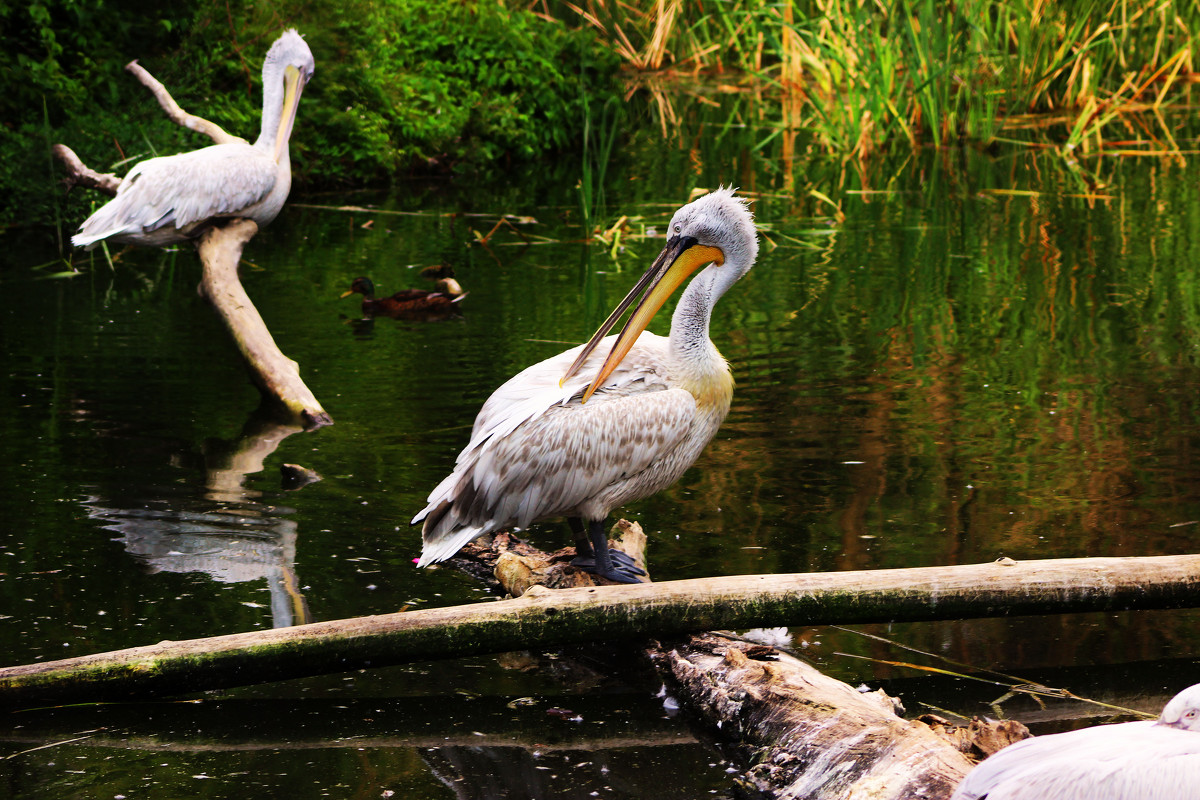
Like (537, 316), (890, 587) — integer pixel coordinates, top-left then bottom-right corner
(196, 221), (332, 430)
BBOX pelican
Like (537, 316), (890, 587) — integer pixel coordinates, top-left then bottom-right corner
(412, 188), (758, 582)
(72, 30), (314, 249)
(950, 683), (1200, 799)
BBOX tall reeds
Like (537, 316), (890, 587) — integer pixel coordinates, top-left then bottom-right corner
(543, 0), (1199, 160)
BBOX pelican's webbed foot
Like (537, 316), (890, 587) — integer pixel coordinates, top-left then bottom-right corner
(569, 518), (646, 584)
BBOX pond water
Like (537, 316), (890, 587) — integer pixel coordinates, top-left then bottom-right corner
(4, 96), (1200, 797)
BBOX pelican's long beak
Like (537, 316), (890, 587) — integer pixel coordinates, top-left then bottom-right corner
(563, 236), (724, 403)
(272, 64), (307, 163)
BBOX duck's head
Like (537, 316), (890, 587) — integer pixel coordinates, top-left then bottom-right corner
(341, 277), (375, 300)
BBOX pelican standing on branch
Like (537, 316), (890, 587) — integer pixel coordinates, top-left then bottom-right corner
(413, 188), (758, 582)
(72, 30), (314, 249)
(950, 682), (1200, 799)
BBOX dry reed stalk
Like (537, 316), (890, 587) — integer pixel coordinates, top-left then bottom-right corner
(780, 1), (802, 93)
(643, 0), (681, 70)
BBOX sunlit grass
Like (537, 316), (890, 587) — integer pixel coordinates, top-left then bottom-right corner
(541, 0), (1200, 163)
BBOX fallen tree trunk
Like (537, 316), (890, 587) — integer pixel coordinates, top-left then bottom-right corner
(653, 633), (1004, 800)
(2, 549), (1198, 707)
(487, 529), (1013, 800)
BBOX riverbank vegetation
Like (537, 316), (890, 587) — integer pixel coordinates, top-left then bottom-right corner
(5, 0), (620, 226)
(552, 0), (1199, 158)
(6, 0), (1199, 231)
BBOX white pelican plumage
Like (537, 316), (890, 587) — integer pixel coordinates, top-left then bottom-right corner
(950, 683), (1200, 800)
(413, 188), (758, 582)
(72, 29), (314, 249)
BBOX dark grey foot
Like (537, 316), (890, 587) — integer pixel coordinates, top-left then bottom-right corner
(574, 519), (647, 583)
(570, 549), (643, 571)
(590, 561), (646, 584)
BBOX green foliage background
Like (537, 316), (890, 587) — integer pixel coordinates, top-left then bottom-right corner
(1, 0), (622, 230)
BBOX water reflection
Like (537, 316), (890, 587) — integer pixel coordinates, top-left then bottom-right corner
(423, 745), (717, 800)
(8, 113), (1200, 799)
(0, 690), (734, 799)
(83, 413), (312, 628)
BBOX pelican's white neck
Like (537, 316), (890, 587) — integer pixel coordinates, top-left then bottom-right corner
(668, 266), (728, 375)
(255, 68), (287, 152)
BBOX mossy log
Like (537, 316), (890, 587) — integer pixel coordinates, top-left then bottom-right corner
(2, 545), (1199, 708)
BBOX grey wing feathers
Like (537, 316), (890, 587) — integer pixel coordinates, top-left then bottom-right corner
(415, 387), (696, 565)
(73, 143), (276, 247)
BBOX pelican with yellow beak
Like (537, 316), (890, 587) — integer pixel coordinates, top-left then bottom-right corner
(72, 30), (314, 249)
(413, 188), (758, 582)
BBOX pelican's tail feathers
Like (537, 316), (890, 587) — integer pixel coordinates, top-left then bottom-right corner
(72, 209), (132, 251)
(415, 504), (490, 567)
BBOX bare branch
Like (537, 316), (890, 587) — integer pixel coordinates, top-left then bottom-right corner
(125, 59), (245, 145)
(51, 144), (121, 196)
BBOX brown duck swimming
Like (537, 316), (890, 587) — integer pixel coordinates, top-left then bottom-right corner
(340, 276), (465, 319)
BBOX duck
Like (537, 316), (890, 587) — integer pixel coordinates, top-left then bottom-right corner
(340, 275), (466, 319)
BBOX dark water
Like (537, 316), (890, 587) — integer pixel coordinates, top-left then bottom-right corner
(5, 120), (1200, 796)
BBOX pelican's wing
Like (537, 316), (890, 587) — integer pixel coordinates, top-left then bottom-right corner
(73, 143), (277, 247)
(951, 721), (1200, 799)
(414, 334), (695, 563)
(466, 334), (667, 451)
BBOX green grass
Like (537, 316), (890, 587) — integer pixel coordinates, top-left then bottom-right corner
(549, 0), (1200, 161)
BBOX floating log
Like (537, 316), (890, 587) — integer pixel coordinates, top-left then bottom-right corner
(2, 546), (1198, 708)
(489, 528), (1018, 800)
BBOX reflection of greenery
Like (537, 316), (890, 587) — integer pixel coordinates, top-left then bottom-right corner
(7, 0), (621, 229)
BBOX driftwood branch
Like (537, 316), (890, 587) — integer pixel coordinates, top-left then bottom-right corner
(2, 550), (1198, 708)
(53, 56), (332, 429)
(197, 220), (332, 429)
(125, 60), (244, 145)
(53, 59), (238, 192)
(51, 144), (121, 196)
(0, 694), (695, 753)
(655, 633), (996, 799)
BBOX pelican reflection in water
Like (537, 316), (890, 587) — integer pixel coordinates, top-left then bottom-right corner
(73, 29), (314, 249)
(951, 682), (1200, 800)
(413, 188), (758, 582)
